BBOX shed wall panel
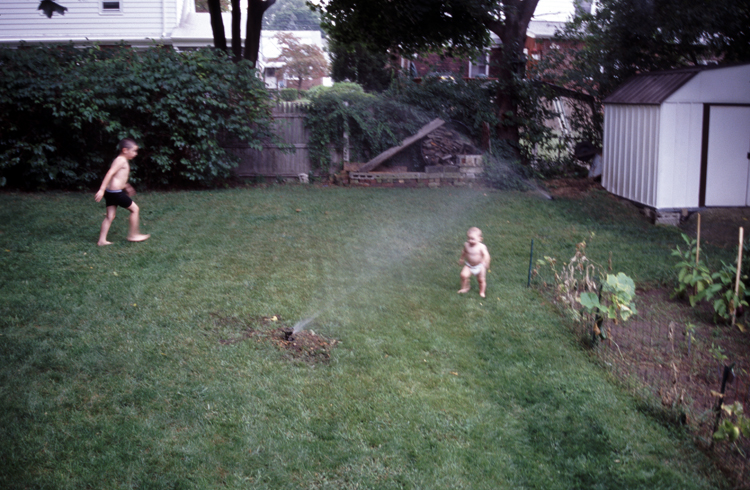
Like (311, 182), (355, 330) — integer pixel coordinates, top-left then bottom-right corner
(603, 105), (659, 207)
(668, 65), (750, 105)
(655, 103), (704, 208)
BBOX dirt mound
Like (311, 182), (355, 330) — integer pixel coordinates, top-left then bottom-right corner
(212, 314), (337, 364)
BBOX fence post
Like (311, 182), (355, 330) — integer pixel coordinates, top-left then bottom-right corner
(342, 101), (350, 166)
(527, 239), (534, 288)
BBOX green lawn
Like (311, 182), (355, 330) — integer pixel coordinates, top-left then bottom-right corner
(0, 186), (729, 489)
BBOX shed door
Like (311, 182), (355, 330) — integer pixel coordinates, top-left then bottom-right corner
(704, 106), (750, 206)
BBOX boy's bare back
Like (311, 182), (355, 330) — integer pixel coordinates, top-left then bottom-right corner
(95, 139), (148, 245)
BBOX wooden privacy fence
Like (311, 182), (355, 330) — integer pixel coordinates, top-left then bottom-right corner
(227, 102), (338, 178)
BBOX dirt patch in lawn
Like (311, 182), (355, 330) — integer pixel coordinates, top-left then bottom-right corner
(211, 314), (337, 365)
(543, 177), (604, 199)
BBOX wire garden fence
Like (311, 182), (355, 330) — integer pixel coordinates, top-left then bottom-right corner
(527, 236), (750, 487)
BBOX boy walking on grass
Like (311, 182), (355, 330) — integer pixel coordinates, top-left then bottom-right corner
(95, 138), (150, 246)
(458, 227), (491, 298)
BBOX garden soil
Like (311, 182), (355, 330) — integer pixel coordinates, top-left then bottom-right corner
(546, 178), (750, 487)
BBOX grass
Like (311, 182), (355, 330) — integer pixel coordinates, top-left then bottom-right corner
(0, 186), (732, 489)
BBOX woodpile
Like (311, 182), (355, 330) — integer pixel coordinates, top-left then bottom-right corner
(421, 127), (480, 167)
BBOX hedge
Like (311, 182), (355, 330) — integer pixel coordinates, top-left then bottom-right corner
(0, 44), (274, 189)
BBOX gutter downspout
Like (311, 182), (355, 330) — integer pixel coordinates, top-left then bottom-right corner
(162, 0), (167, 39)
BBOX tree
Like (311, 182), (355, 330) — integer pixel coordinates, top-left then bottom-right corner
(329, 39), (393, 92)
(264, 0), (321, 30)
(205, 0), (277, 67)
(273, 32), (329, 92)
(545, 0), (750, 140)
(313, 0), (539, 153)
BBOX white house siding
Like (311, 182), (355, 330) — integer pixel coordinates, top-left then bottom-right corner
(0, 1), (182, 46)
(654, 102), (704, 209)
(603, 105), (660, 207)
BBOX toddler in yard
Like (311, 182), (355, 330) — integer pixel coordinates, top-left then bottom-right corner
(458, 227), (491, 298)
(94, 138), (150, 245)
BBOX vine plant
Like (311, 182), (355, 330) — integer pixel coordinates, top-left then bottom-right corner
(534, 239), (637, 342)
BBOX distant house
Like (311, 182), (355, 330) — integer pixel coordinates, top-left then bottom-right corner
(397, 0), (588, 80)
(602, 63), (750, 215)
(0, 0), (330, 89)
(170, 9), (330, 89)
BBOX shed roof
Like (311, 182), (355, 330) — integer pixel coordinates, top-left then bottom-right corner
(603, 67), (705, 105)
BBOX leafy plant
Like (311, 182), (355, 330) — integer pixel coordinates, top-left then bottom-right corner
(714, 402), (750, 449)
(304, 87), (432, 171)
(579, 272), (637, 324)
(672, 234), (713, 306)
(701, 261), (749, 323)
(0, 44), (274, 189)
(536, 240), (599, 321)
(280, 88), (300, 101)
(709, 343), (728, 364)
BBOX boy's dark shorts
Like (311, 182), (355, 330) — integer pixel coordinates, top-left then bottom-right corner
(104, 189), (133, 209)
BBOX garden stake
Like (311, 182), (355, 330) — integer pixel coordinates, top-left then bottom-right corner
(695, 213), (701, 297)
(527, 239), (534, 288)
(732, 227), (744, 327)
(711, 362), (736, 449)
(696, 213), (701, 265)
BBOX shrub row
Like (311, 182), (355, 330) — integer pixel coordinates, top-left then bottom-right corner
(0, 44), (274, 189)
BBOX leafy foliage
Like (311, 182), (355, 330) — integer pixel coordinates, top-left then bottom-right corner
(314, 0), (541, 148)
(304, 84), (433, 171)
(714, 402), (750, 445)
(328, 39), (394, 92)
(672, 234), (713, 306)
(671, 234), (749, 323)
(305, 76), (567, 177)
(579, 273), (638, 323)
(0, 45), (274, 189)
(389, 76), (565, 173)
(540, 0), (750, 145)
(702, 262), (748, 323)
(264, 0), (321, 30)
(279, 88), (300, 101)
(388, 77), (499, 142)
(273, 32), (329, 92)
(534, 239), (637, 342)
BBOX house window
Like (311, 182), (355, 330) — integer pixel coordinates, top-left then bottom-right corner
(101, 1), (122, 13)
(469, 52), (489, 78)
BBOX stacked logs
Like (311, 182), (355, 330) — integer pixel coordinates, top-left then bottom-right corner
(421, 127), (480, 167)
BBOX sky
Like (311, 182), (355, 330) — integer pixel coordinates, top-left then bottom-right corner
(533, 0), (579, 22)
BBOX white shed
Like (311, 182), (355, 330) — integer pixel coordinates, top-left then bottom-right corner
(602, 63), (750, 213)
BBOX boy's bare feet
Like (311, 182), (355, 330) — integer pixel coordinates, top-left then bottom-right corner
(127, 234), (150, 242)
(97, 240), (113, 246)
(457, 288), (470, 294)
(480, 292), (486, 298)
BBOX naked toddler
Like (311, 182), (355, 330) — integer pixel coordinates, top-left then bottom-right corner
(458, 227), (491, 298)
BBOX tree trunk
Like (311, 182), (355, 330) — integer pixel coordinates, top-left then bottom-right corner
(207, 0), (227, 53)
(244, 0), (277, 68)
(484, 0), (539, 161)
(231, 0), (242, 61)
